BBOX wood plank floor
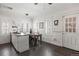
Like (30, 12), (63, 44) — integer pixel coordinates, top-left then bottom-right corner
(0, 42), (79, 56)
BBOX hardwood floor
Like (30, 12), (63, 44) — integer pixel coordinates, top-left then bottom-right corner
(0, 42), (79, 56)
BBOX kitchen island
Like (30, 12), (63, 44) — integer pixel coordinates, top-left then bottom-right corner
(11, 33), (29, 53)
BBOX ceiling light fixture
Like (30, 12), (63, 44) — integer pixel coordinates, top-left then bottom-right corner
(7, 6), (13, 10)
(34, 3), (38, 5)
(25, 13), (29, 16)
(48, 3), (52, 5)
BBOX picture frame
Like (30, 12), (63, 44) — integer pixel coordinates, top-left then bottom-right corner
(39, 22), (44, 29)
(54, 20), (59, 26)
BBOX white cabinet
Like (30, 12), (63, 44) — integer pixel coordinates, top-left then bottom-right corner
(76, 33), (79, 51)
(11, 33), (29, 53)
(63, 33), (76, 50)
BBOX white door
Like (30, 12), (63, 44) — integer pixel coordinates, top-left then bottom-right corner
(62, 14), (77, 50)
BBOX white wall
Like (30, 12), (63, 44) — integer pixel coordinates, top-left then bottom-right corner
(33, 15), (62, 46)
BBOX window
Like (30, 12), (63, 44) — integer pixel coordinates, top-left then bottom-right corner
(2, 22), (9, 34)
(39, 22), (44, 29)
(65, 17), (76, 32)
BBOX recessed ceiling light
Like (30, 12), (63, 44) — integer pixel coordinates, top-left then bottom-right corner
(7, 7), (13, 10)
(48, 3), (52, 5)
(25, 13), (29, 16)
(34, 3), (38, 5)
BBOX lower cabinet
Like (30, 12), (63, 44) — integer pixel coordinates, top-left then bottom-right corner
(11, 33), (29, 53)
(43, 32), (79, 51)
(63, 33), (76, 50)
(17, 36), (29, 53)
(62, 33), (79, 51)
(75, 33), (79, 51)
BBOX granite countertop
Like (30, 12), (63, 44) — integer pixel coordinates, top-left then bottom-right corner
(12, 32), (30, 36)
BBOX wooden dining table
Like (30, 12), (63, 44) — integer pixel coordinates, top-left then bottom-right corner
(29, 33), (42, 47)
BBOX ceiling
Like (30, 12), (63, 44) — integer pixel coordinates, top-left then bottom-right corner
(1, 3), (79, 16)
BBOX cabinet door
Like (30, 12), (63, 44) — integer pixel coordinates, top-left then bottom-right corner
(63, 33), (69, 48)
(76, 34), (79, 51)
(71, 34), (76, 49)
(63, 33), (76, 49)
(17, 36), (29, 52)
